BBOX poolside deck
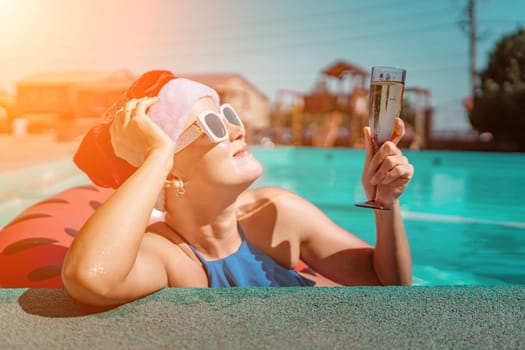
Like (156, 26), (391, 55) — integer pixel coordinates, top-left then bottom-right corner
(0, 133), (79, 171)
(1, 286), (523, 349)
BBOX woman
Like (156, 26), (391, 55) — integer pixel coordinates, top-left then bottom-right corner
(62, 70), (414, 306)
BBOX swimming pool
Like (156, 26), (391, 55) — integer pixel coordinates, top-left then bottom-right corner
(1, 147), (523, 286)
(251, 147), (525, 286)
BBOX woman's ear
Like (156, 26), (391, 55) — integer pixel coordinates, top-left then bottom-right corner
(165, 173), (184, 189)
(167, 168), (184, 181)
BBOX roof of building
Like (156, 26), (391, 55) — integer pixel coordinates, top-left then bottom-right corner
(321, 60), (368, 79)
(17, 70), (136, 88)
(177, 73), (268, 100)
(17, 70), (268, 100)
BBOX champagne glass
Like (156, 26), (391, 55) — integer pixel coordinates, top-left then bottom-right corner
(355, 66), (406, 210)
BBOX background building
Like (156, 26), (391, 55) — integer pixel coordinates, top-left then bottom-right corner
(179, 73), (270, 142)
(15, 70), (136, 139)
(12, 71), (270, 143)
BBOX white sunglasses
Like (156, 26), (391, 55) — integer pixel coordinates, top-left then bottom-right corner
(175, 104), (244, 153)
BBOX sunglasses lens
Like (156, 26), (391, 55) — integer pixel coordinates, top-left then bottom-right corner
(222, 106), (243, 127)
(203, 113), (227, 139)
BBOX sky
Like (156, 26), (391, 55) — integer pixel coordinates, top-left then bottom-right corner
(1, 0), (524, 133)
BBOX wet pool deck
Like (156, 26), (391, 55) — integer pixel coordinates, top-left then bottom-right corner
(1, 286), (523, 349)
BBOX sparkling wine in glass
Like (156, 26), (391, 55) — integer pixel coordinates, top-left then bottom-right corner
(355, 66), (406, 210)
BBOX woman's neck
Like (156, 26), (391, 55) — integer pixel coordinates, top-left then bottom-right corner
(164, 201), (241, 260)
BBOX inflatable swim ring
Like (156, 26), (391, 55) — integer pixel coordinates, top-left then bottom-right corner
(0, 184), (319, 288)
(0, 185), (113, 288)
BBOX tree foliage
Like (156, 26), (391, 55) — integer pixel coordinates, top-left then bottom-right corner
(481, 27), (525, 94)
(470, 27), (525, 150)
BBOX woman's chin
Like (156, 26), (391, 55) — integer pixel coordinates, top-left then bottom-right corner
(235, 159), (263, 187)
(234, 152), (262, 173)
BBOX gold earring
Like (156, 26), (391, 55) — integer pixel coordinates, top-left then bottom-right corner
(166, 176), (185, 198)
(176, 186), (186, 198)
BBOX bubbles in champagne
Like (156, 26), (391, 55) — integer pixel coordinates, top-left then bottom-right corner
(369, 81), (404, 146)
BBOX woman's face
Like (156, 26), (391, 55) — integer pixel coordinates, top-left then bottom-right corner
(172, 97), (263, 196)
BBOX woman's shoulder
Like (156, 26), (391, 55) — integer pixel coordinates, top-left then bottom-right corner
(144, 222), (209, 286)
(145, 222), (199, 262)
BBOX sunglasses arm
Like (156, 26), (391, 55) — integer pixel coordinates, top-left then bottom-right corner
(175, 124), (203, 153)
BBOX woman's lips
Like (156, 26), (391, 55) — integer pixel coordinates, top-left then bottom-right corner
(233, 145), (249, 157)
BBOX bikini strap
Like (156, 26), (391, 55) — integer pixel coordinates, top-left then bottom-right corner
(187, 243), (207, 262)
(183, 222), (246, 263)
(157, 222), (206, 262)
(237, 222), (247, 240)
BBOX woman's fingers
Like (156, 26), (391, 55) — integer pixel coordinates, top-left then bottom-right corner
(364, 118), (404, 172)
(133, 96), (159, 117)
(362, 121), (414, 202)
(370, 154), (405, 185)
(390, 118), (405, 145)
(367, 141), (400, 176)
(114, 106), (127, 126)
(117, 96), (157, 127)
(109, 96), (170, 168)
(375, 162), (413, 185)
(120, 98), (138, 126)
(363, 126), (375, 162)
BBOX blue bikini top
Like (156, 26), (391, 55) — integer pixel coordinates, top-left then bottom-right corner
(187, 224), (314, 288)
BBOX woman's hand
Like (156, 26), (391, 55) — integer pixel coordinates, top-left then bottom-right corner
(362, 118), (414, 208)
(110, 97), (175, 168)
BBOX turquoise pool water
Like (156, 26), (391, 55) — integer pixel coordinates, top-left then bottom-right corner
(1, 147), (524, 286)
(251, 147), (525, 286)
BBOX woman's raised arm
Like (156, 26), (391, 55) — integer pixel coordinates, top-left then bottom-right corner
(62, 97), (176, 305)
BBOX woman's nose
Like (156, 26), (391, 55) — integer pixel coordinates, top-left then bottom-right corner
(227, 119), (245, 141)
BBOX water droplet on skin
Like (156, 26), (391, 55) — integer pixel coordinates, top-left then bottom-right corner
(88, 263), (107, 276)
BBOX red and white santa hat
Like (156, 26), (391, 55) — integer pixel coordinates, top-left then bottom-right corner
(74, 70), (220, 210)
